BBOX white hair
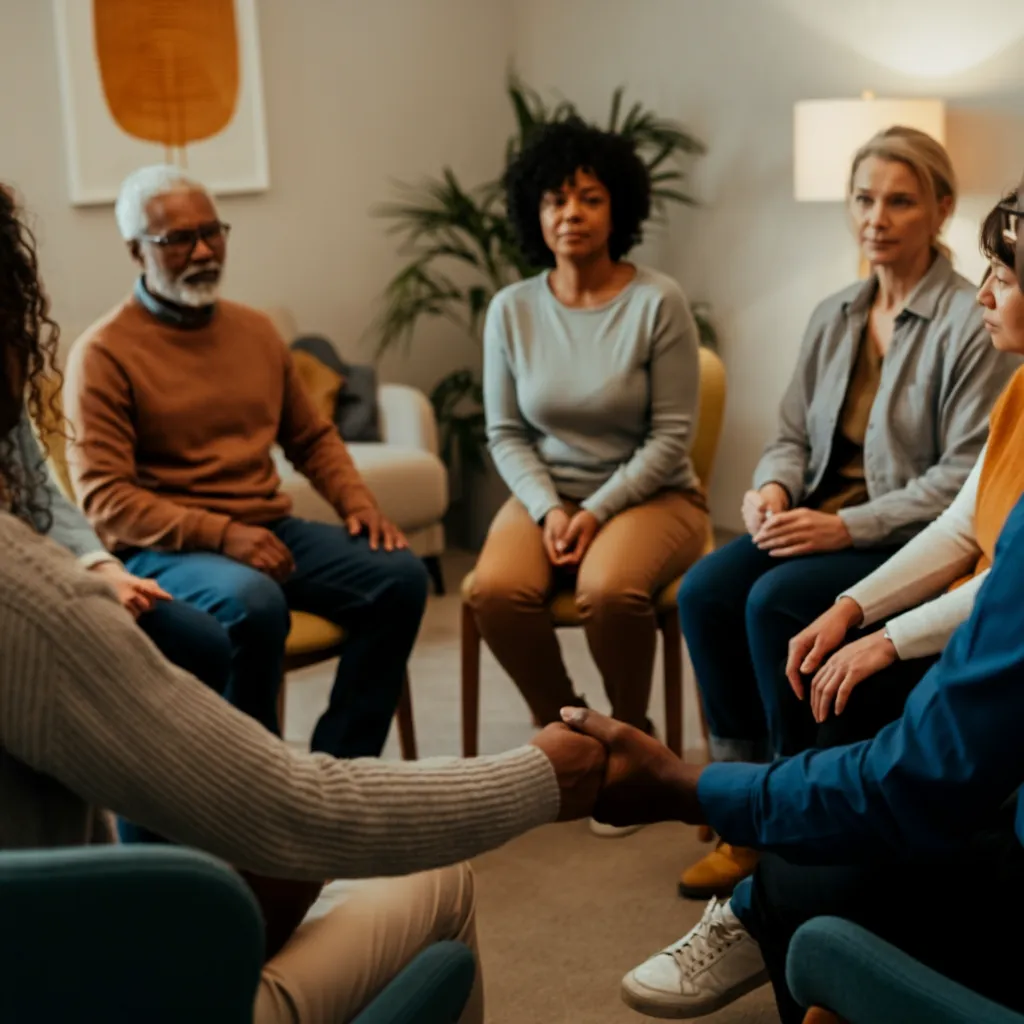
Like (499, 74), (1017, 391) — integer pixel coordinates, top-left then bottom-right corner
(114, 164), (210, 240)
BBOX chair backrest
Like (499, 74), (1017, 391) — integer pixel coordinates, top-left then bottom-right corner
(0, 844), (264, 1023)
(692, 346), (727, 488)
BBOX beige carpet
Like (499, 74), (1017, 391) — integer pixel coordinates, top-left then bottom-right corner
(285, 551), (779, 1023)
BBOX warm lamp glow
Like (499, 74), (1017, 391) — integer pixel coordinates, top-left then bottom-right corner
(794, 95), (946, 202)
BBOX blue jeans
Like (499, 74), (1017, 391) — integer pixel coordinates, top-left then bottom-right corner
(677, 534), (896, 761)
(124, 516), (429, 758)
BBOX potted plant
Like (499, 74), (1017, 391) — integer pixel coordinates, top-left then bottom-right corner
(372, 74), (713, 548)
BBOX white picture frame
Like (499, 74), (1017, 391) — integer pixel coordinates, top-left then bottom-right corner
(52, 0), (270, 206)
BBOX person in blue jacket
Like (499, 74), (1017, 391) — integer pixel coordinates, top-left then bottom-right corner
(564, 184), (1024, 1023)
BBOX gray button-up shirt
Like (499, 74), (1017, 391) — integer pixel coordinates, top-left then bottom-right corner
(753, 254), (1021, 547)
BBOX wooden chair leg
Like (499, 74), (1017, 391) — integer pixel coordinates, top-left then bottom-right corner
(276, 675), (287, 736)
(396, 671), (417, 761)
(695, 692), (715, 841)
(461, 601), (481, 757)
(423, 555), (446, 596)
(660, 609), (683, 758)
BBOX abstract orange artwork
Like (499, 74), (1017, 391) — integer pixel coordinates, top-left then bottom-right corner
(53, 0), (268, 205)
(92, 0), (240, 153)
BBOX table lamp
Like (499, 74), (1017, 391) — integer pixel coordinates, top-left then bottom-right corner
(794, 92), (946, 201)
(793, 93), (946, 277)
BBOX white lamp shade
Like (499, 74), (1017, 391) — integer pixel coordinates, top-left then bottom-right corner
(794, 98), (946, 201)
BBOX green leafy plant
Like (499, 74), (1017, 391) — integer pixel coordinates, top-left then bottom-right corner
(372, 73), (712, 485)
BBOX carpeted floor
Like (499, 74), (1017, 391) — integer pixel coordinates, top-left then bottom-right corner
(286, 550), (779, 1023)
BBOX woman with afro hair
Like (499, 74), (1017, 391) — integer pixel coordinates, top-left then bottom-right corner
(468, 119), (710, 834)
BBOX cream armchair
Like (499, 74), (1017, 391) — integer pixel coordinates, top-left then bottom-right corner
(264, 308), (449, 591)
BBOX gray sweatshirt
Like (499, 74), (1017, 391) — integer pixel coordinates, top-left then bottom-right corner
(484, 266), (701, 524)
(0, 514), (559, 877)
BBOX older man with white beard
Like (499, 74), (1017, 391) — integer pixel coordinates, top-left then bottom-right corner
(64, 165), (429, 767)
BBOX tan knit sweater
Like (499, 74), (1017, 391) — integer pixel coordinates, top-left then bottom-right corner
(63, 297), (376, 553)
(0, 514), (559, 877)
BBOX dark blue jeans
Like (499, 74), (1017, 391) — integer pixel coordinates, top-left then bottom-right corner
(124, 516), (429, 758)
(677, 534), (897, 761)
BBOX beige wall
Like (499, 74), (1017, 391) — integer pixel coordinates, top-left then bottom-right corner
(7, 0), (1024, 531)
(1, 0), (514, 393)
(512, 0), (1024, 531)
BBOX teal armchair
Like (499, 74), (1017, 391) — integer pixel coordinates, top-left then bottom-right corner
(0, 845), (475, 1024)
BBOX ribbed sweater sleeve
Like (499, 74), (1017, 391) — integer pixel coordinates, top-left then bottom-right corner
(0, 526), (559, 879)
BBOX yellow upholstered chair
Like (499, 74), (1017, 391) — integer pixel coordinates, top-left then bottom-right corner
(460, 345), (727, 758)
(33, 376), (417, 759)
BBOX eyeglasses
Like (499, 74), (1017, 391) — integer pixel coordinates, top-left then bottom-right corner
(997, 200), (1021, 246)
(138, 221), (231, 256)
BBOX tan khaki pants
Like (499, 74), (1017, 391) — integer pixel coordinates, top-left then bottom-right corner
(253, 863), (481, 1024)
(469, 490), (709, 728)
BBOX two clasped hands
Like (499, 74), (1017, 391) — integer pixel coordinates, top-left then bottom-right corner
(529, 708), (706, 827)
(542, 506), (600, 566)
(741, 483), (851, 558)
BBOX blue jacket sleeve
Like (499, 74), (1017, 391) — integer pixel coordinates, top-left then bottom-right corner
(698, 494), (1024, 862)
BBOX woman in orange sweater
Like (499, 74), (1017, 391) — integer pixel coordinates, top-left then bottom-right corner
(779, 187), (1024, 751)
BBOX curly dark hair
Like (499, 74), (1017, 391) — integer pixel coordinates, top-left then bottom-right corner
(980, 187), (1019, 272)
(503, 117), (651, 267)
(0, 185), (61, 529)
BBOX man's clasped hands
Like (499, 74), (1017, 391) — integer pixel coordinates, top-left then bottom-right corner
(531, 709), (707, 828)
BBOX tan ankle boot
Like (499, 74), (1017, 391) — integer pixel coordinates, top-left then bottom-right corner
(678, 842), (759, 899)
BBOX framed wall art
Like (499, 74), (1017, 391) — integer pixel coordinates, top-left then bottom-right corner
(53, 0), (270, 205)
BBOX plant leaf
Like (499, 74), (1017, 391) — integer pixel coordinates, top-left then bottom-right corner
(648, 169), (684, 185)
(608, 85), (624, 132)
(652, 187), (698, 206)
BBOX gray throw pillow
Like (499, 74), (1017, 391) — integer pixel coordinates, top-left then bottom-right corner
(291, 335), (381, 443)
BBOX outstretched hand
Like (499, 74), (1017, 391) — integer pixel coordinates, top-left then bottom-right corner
(559, 708), (706, 828)
(89, 561), (172, 619)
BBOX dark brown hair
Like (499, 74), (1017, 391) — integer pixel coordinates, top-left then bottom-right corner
(0, 185), (61, 527)
(980, 188), (1018, 271)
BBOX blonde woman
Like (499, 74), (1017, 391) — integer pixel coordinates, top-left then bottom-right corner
(674, 127), (1020, 903)
(778, 188), (1024, 748)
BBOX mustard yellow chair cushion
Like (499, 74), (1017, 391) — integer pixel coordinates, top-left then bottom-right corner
(285, 611), (345, 657)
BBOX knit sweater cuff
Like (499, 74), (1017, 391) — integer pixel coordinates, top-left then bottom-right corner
(197, 511), (234, 552)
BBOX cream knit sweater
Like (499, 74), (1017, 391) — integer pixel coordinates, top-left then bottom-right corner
(0, 513), (559, 877)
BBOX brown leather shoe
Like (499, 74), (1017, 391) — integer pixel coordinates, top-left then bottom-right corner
(678, 842), (759, 899)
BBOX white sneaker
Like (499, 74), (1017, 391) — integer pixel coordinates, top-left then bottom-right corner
(621, 898), (768, 1018)
(589, 818), (644, 838)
